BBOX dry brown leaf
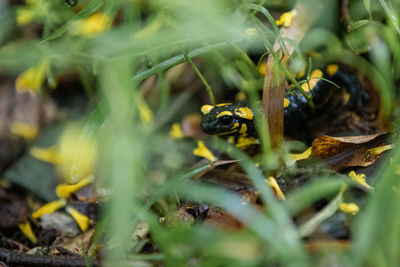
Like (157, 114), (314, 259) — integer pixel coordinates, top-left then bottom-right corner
(311, 133), (389, 171)
(51, 229), (94, 256)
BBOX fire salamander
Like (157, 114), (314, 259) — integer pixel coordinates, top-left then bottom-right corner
(200, 64), (368, 142)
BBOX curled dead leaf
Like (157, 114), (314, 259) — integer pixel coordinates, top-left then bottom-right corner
(311, 133), (389, 171)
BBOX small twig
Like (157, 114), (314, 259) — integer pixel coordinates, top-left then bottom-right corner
(184, 54), (215, 106)
(0, 248), (99, 267)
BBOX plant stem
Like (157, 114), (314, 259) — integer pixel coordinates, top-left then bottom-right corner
(185, 54), (215, 106)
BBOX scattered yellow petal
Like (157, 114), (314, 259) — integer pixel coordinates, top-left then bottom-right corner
(266, 177), (285, 200)
(133, 19), (161, 39)
(32, 199), (67, 219)
(56, 175), (94, 198)
(290, 147), (312, 161)
(18, 221), (37, 244)
(193, 141), (217, 162)
(340, 202), (359, 215)
(365, 144), (394, 162)
(169, 123), (184, 139)
(30, 146), (61, 164)
(0, 178), (11, 189)
(258, 61), (267, 76)
(235, 92), (247, 102)
(15, 60), (48, 93)
(348, 171), (373, 190)
(16, 8), (35, 26)
(66, 206), (92, 231)
(57, 126), (97, 182)
(26, 0), (38, 6)
(136, 98), (154, 125)
(11, 122), (39, 140)
(70, 12), (111, 36)
(275, 10), (297, 27)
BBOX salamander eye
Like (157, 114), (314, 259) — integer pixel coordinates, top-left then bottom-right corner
(219, 116), (233, 125)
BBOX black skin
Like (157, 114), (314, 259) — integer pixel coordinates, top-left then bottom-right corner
(201, 67), (368, 138)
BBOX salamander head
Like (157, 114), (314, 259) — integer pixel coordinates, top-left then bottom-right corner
(200, 103), (254, 137)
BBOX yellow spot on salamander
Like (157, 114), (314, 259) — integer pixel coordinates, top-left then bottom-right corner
(239, 123), (247, 135)
(340, 202), (359, 215)
(348, 171), (373, 190)
(169, 123), (184, 139)
(216, 103), (232, 107)
(301, 69), (323, 92)
(234, 107), (253, 120)
(19, 220), (37, 244)
(236, 137), (258, 149)
(201, 105), (214, 115)
(11, 122), (39, 141)
(216, 111), (233, 118)
(290, 147), (312, 161)
(232, 122), (240, 130)
(275, 10), (297, 27)
(326, 64), (339, 77)
(66, 206), (92, 231)
(284, 97), (290, 108)
(266, 177), (286, 200)
(56, 175), (94, 198)
(193, 141), (217, 162)
(32, 199), (67, 219)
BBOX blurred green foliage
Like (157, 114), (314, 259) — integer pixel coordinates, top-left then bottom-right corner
(1, 0), (400, 266)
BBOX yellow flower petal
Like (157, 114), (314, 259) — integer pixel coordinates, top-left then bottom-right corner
(340, 202), (359, 215)
(30, 146), (61, 165)
(290, 147), (312, 161)
(275, 10), (297, 27)
(70, 12), (111, 36)
(365, 144), (394, 161)
(136, 98), (154, 125)
(193, 141), (217, 162)
(348, 171), (373, 190)
(66, 206), (92, 231)
(169, 123), (184, 139)
(18, 220), (37, 244)
(57, 126), (97, 182)
(266, 177), (286, 200)
(16, 8), (35, 26)
(11, 122), (39, 140)
(56, 175), (94, 198)
(258, 61), (267, 76)
(32, 199), (67, 219)
(15, 60), (48, 93)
